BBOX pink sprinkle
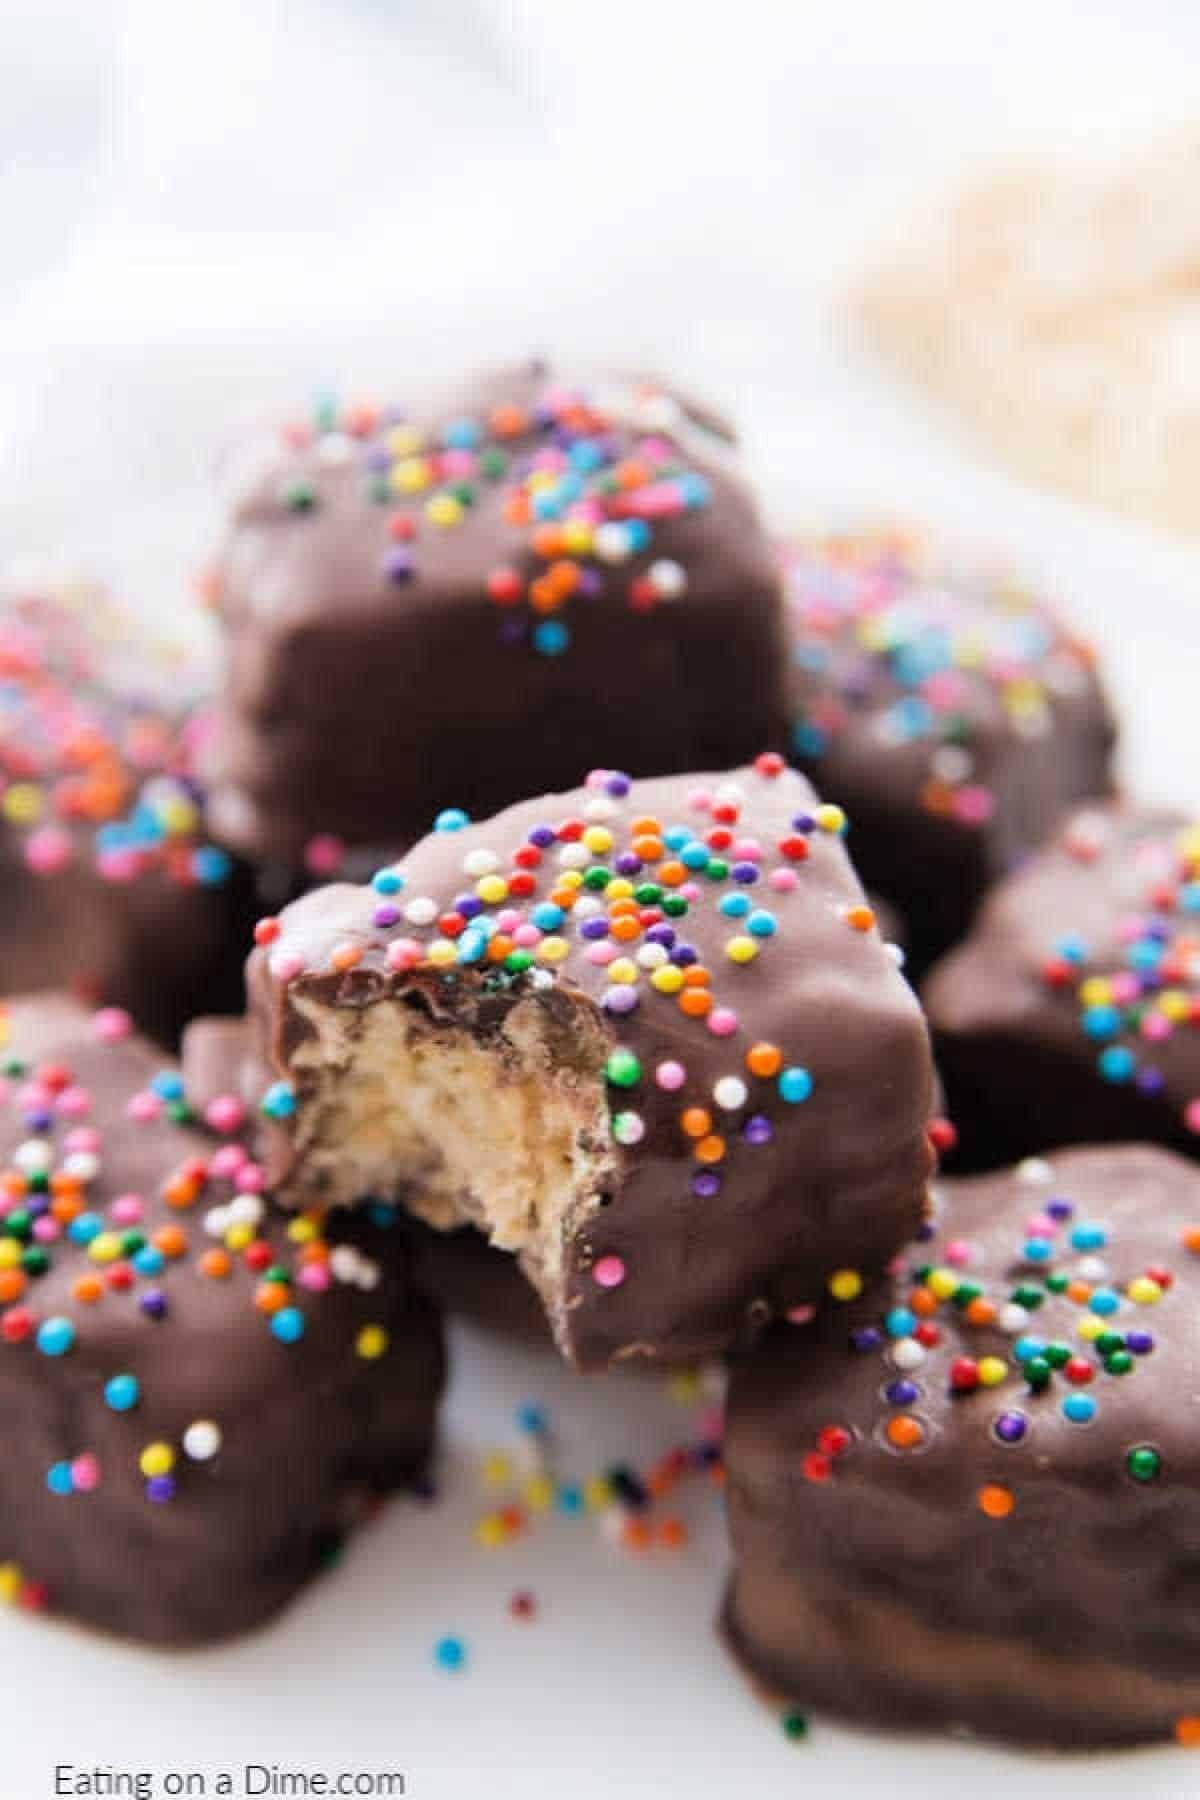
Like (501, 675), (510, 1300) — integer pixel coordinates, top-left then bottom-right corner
(24, 826), (73, 874)
(679, 882), (701, 904)
(587, 943), (616, 966)
(127, 1092), (162, 1123)
(1185, 1099), (1200, 1135)
(70, 1454), (101, 1493)
(954, 786), (996, 826)
(56, 1086), (91, 1120)
(32, 1218), (59, 1244)
(707, 1008), (738, 1037)
(513, 924), (541, 948)
(305, 834), (345, 877)
(210, 1144), (248, 1179)
(298, 1264), (331, 1292)
(593, 1255), (626, 1290)
(110, 1195), (144, 1225)
(1024, 1215), (1056, 1239)
(769, 868), (799, 893)
(92, 1007), (132, 1044)
(387, 939), (423, 972)
(237, 1164), (266, 1193)
(1142, 1014), (1172, 1042)
(733, 839), (763, 861)
(943, 1239), (973, 1267)
(269, 949), (305, 982)
(687, 788), (713, 813)
(1111, 972), (1141, 1005)
(17, 1082), (51, 1113)
(655, 1060), (686, 1091)
(65, 1127), (100, 1154)
(97, 848), (140, 883)
(786, 1304), (815, 1325)
(205, 1095), (246, 1135)
(496, 909), (523, 933)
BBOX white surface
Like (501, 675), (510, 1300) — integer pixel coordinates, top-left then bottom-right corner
(3, 2), (1200, 1795)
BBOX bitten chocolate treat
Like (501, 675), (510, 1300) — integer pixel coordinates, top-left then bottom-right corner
(925, 804), (1200, 1170)
(0, 578), (255, 1045)
(723, 1144), (1200, 1748)
(780, 529), (1117, 969)
(0, 995), (443, 1646)
(204, 363), (788, 866)
(244, 758), (936, 1368)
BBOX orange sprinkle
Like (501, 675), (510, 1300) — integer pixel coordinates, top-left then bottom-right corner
(528, 578), (562, 614)
(965, 1297), (997, 1328)
(153, 1224), (188, 1259)
(50, 1173), (83, 1198)
(656, 1518), (688, 1549)
(1183, 1227), (1200, 1256)
(609, 916), (641, 942)
(681, 966), (711, 989)
(745, 1042), (782, 1078)
(0, 1270), (25, 1304)
(631, 815), (662, 837)
(199, 1249), (233, 1281)
(886, 1416), (923, 1450)
(678, 989), (712, 1018)
(487, 934), (513, 962)
(978, 1484), (1015, 1519)
(909, 1288), (938, 1318)
(51, 1194), (84, 1224)
(680, 1108), (712, 1139)
(546, 559), (580, 598)
(620, 1518), (653, 1552)
(330, 942), (362, 974)
(632, 834), (664, 863)
(845, 905), (876, 932)
(530, 524), (564, 559)
(658, 860), (686, 886)
(1175, 1717), (1200, 1747)
(503, 493), (531, 527)
(694, 1135), (726, 1165)
(1066, 1279), (1092, 1305)
(253, 1278), (286, 1311)
(162, 1177), (199, 1211)
(71, 1274), (102, 1304)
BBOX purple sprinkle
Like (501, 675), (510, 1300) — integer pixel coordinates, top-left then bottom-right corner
(140, 1290), (168, 1321)
(373, 905), (401, 928)
(742, 1115), (773, 1146)
(26, 1195), (49, 1218)
(691, 1171), (721, 1199)
(670, 945), (698, 967)
(383, 406), (407, 426)
(145, 1476), (176, 1504)
(1126, 1330), (1154, 1355)
(915, 1219), (936, 1241)
(602, 986), (639, 1016)
(993, 1411), (1027, 1444)
(885, 1379), (918, 1406)
(580, 918), (609, 941)
(528, 826), (556, 849)
(455, 895), (484, 920)
(1137, 1068), (1166, 1096)
(23, 1110), (53, 1133)
(850, 1327), (883, 1353)
(614, 853), (642, 876)
(382, 548), (414, 583)
(498, 618), (527, 647)
(731, 862), (760, 884)
(1047, 1198), (1074, 1220)
(645, 924), (675, 948)
(363, 444), (392, 473)
(792, 814), (816, 834)
(579, 569), (603, 598)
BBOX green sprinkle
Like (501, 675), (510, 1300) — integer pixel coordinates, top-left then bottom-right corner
(781, 1711), (808, 1742)
(1127, 1445), (1161, 1482)
(605, 1050), (641, 1089)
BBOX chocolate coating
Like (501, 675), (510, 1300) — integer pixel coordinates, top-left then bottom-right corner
(924, 804), (1200, 1170)
(723, 1144), (1200, 1747)
(0, 996), (443, 1646)
(781, 530), (1117, 970)
(246, 760), (935, 1369)
(0, 581), (256, 1045)
(205, 364), (788, 864)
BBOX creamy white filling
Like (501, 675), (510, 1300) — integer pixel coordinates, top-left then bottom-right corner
(287, 989), (617, 1299)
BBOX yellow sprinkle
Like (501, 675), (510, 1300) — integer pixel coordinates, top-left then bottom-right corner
(0, 1564), (21, 1605)
(526, 470), (556, 493)
(426, 940), (457, 967)
(287, 1216), (319, 1244)
(828, 1268), (862, 1302)
(481, 1453), (513, 1490)
(667, 1369), (703, 1404)
(557, 869), (583, 891)
(224, 1222), (254, 1253)
(2, 784), (42, 825)
(158, 796), (198, 837)
(1078, 976), (1113, 1007)
(1127, 1276), (1163, 1305)
(582, 826), (613, 854)
(1159, 990), (1189, 1022)
(814, 803), (846, 835)
(977, 1356), (1008, 1387)
(926, 1268), (958, 1300)
(536, 936), (569, 963)
(139, 1442), (175, 1479)
(386, 425), (421, 457)
(88, 1232), (123, 1265)
(356, 1325), (389, 1360)
(0, 1242), (21, 1271)
(390, 456), (430, 493)
(607, 958), (638, 985)
(426, 493), (464, 528)
(476, 875), (508, 904)
(522, 1474), (555, 1511)
(605, 877), (634, 900)
(725, 936), (759, 964)
(562, 521), (593, 554)
(651, 965), (685, 994)
(475, 1514), (507, 1549)
(1077, 1315), (1104, 1342)
(583, 1476), (613, 1512)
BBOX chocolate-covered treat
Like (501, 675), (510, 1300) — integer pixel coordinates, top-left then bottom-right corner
(0, 578), (255, 1045)
(925, 804), (1200, 1170)
(780, 530), (1117, 970)
(0, 995), (443, 1646)
(244, 757), (936, 1369)
(723, 1144), (1200, 1748)
(204, 364), (788, 866)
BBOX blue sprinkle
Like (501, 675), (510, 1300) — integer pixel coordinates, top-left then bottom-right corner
(435, 809), (470, 833)
(556, 1483), (584, 1516)
(746, 910), (777, 938)
(46, 1461), (74, 1496)
(1082, 1005), (1120, 1040)
(1022, 1238), (1052, 1263)
(261, 1081), (297, 1121)
(36, 1317), (75, 1357)
(719, 893), (751, 918)
(1013, 1336), (1046, 1364)
(270, 1307), (306, 1344)
(531, 903), (564, 932)
(1089, 1289), (1120, 1317)
(133, 1246), (165, 1277)
(104, 1374), (140, 1412)
(434, 1634), (466, 1671)
(68, 1213), (103, 1246)
(1098, 1046), (1136, 1083)
(515, 1402), (547, 1435)
(150, 1070), (185, 1101)
(885, 1307), (916, 1339)
(1070, 1223), (1108, 1251)
(192, 846), (232, 886)
(778, 1067), (813, 1104)
(533, 620), (569, 657)
(1062, 1394), (1096, 1425)
(372, 868), (405, 896)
